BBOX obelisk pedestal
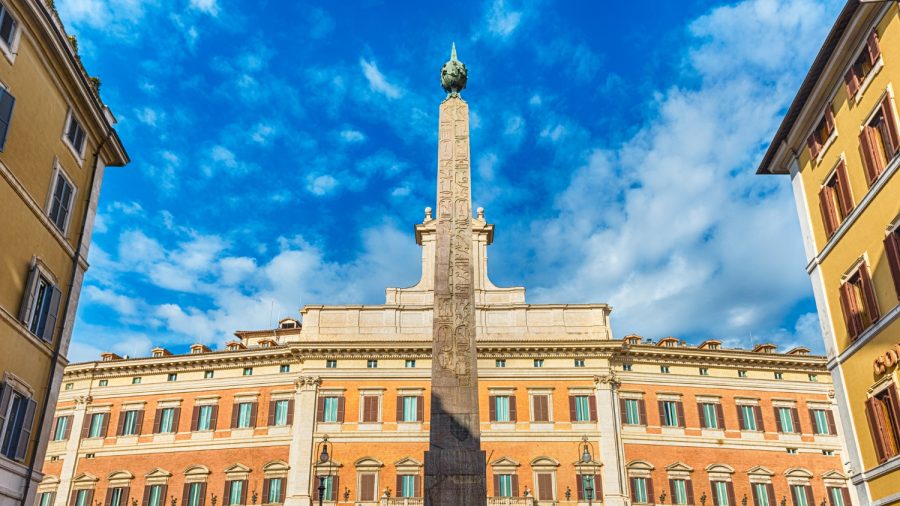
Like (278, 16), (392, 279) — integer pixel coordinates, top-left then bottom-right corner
(424, 46), (487, 506)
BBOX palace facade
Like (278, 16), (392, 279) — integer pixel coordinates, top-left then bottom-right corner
(757, 2), (900, 504)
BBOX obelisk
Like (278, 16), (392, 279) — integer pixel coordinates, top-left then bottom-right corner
(424, 44), (487, 505)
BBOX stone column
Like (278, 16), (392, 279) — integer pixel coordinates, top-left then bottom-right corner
(285, 376), (320, 506)
(594, 374), (628, 506)
(54, 396), (91, 506)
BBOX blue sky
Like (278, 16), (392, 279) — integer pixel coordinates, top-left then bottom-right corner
(59, 0), (844, 362)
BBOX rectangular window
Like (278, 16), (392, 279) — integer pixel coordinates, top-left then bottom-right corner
(531, 394), (550, 422)
(236, 403), (254, 428)
(818, 161), (854, 237)
(197, 405), (213, 431)
(623, 363), (632, 371)
(361, 396), (380, 423)
(809, 375), (818, 382)
(494, 396), (511, 422)
(359, 473), (376, 502)
(167, 373), (177, 382)
(699, 368), (709, 376)
(631, 477), (648, 503)
(99, 380), (108, 387)
(279, 364), (290, 373)
(24, 270), (61, 342)
(405, 359), (416, 368)
(885, 227), (900, 299)
(399, 475), (416, 498)
(323, 397), (339, 423)
(661, 400), (681, 427)
(859, 94), (900, 184)
(108, 487), (125, 506)
(533, 359), (544, 368)
(0, 83), (13, 151)
(186, 483), (202, 506)
(267, 478), (284, 504)
(326, 360), (337, 368)
(497, 474), (513, 497)
(147, 485), (164, 506)
(121, 410), (139, 436)
(661, 365), (670, 374)
(775, 372), (783, 380)
(53, 415), (69, 440)
(671, 479), (688, 505)
(791, 485), (810, 506)
(740, 405), (759, 431)
(786, 448), (798, 454)
(713, 481), (730, 506)
(204, 371), (214, 379)
(0, 4), (17, 50)
(495, 359), (506, 368)
(845, 29), (880, 97)
(623, 399), (642, 425)
(839, 263), (880, 340)
(806, 107), (835, 160)
(65, 383), (73, 390)
(700, 403), (719, 429)
(158, 408), (175, 433)
(242, 368), (253, 376)
(64, 113), (86, 157)
(132, 377), (141, 384)
(87, 413), (106, 438)
(753, 483), (772, 506)
(579, 474), (598, 501)
(273, 400), (289, 426)
(573, 395), (592, 422)
(315, 476), (332, 501)
(827, 487), (849, 506)
(39, 492), (54, 506)
(400, 396), (420, 423)
(738, 370), (748, 378)
(777, 407), (797, 433)
(811, 409), (833, 435)
(227, 480), (244, 506)
(49, 170), (75, 233)
(865, 384), (900, 463)
(75, 490), (91, 506)
(367, 360), (378, 368)
(574, 359), (585, 368)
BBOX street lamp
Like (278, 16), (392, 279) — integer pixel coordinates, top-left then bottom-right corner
(315, 436), (330, 506)
(578, 436), (596, 506)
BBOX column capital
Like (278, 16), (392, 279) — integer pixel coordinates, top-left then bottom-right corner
(295, 376), (321, 392)
(74, 395), (93, 406)
(593, 372), (620, 389)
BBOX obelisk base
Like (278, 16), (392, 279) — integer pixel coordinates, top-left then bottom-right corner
(424, 449), (487, 506)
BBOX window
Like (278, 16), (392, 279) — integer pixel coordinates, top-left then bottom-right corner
(398, 396), (422, 423)
(157, 408), (176, 433)
(775, 372), (783, 380)
(242, 368), (253, 376)
(226, 480), (246, 506)
(660, 365), (670, 374)
(0, 4), (17, 51)
(314, 475), (333, 502)
(859, 94), (900, 185)
(752, 483), (775, 506)
(99, 380), (108, 387)
(22, 268), (61, 342)
(810, 408), (835, 435)
(367, 360), (378, 368)
(49, 169), (75, 233)
(738, 370), (748, 378)
(0, 86), (15, 151)
(495, 359), (506, 368)
(279, 364), (290, 373)
(809, 375), (818, 382)
(86, 413), (107, 438)
(630, 477), (650, 503)
(806, 107), (836, 160)
(235, 403), (255, 428)
(85, 453), (95, 459)
(885, 227), (900, 299)
(533, 359), (544, 368)
(623, 363), (633, 371)
(570, 395), (595, 422)
(272, 400), (290, 426)
(64, 112), (86, 157)
(146, 485), (165, 506)
(184, 482), (205, 506)
(579, 474), (599, 501)
(711, 481), (734, 506)
(318, 397), (342, 423)
(197, 405), (214, 431)
(167, 373), (177, 382)
(325, 360), (337, 368)
(495, 474), (515, 497)
(827, 487), (850, 506)
(132, 377), (141, 384)
(818, 161), (854, 237)
(266, 477), (285, 504)
(405, 359), (416, 368)
(53, 415), (70, 440)
(622, 398), (643, 425)
(535, 472), (554, 501)
(73, 489), (93, 506)
(360, 395), (380, 423)
(64, 383), (73, 391)
(845, 29), (881, 97)
(699, 368), (709, 376)
(700, 403), (722, 429)
(670, 479), (692, 505)
(839, 263), (880, 340)
(204, 371), (214, 379)
(39, 492), (54, 506)
(574, 359), (585, 368)
(823, 450), (834, 456)
(739, 405), (762, 431)
(776, 407), (799, 434)
(790, 484), (812, 506)
(660, 400), (683, 427)
(358, 473), (377, 502)
(398, 475), (418, 498)
(107, 487), (126, 506)
(865, 383), (900, 463)
(786, 448), (798, 454)
(490, 395), (513, 423)
(531, 394), (550, 422)
(120, 410), (140, 436)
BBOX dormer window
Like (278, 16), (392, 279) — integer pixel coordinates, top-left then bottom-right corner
(279, 318), (298, 329)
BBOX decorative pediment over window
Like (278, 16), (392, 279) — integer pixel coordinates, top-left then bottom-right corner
(490, 457), (520, 473)
(530, 457), (560, 470)
(705, 464), (734, 481)
(666, 462), (693, 479)
(784, 468), (813, 486)
(144, 468), (172, 485)
(224, 464), (251, 480)
(314, 459), (342, 477)
(746, 466), (774, 483)
(626, 460), (654, 478)
(107, 471), (134, 488)
(38, 476), (60, 493)
(72, 473), (99, 490)
(573, 458), (602, 474)
(821, 470), (848, 487)
(354, 457), (383, 470)
(184, 465), (211, 483)
(394, 457), (423, 474)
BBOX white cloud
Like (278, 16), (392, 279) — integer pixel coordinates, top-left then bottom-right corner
(189, 0), (219, 16)
(360, 59), (403, 99)
(485, 0), (522, 39)
(135, 107), (160, 126)
(250, 123), (277, 145)
(340, 129), (366, 143)
(306, 174), (338, 196)
(84, 286), (141, 316)
(202, 145), (256, 177)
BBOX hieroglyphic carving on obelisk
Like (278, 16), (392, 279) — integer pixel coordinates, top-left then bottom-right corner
(424, 44), (487, 505)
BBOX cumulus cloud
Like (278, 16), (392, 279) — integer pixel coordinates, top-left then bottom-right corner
(485, 0), (523, 39)
(360, 59), (403, 99)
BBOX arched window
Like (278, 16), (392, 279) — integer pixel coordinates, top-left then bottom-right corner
(354, 457), (383, 503)
(182, 466), (211, 506)
(531, 457), (559, 502)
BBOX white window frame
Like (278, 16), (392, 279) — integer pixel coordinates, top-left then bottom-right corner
(0, 2), (22, 64)
(61, 109), (87, 163)
(20, 260), (60, 342)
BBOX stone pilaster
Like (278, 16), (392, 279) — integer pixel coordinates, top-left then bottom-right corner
(54, 396), (91, 506)
(594, 373), (629, 506)
(285, 376), (320, 506)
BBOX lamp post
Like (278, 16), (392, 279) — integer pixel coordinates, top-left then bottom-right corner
(578, 436), (596, 506)
(314, 436), (330, 506)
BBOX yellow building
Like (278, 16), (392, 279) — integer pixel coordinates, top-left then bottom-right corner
(757, 2), (900, 504)
(0, 0), (128, 504)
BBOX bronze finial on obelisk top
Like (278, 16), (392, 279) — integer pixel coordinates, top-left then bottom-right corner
(424, 45), (487, 506)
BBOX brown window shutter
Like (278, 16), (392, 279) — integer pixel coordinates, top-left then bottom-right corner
(509, 396), (517, 422)
(134, 411), (144, 436)
(676, 401), (686, 427)
(208, 406), (217, 431)
(686, 480), (695, 505)
(868, 29), (882, 65)
(396, 475), (402, 497)
(268, 401), (276, 427)
(791, 408), (801, 433)
(535, 395), (549, 422)
(845, 68), (860, 97)
(263, 480), (272, 501)
(865, 397), (889, 462)
(736, 406), (746, 430)
(569, 396), (577, 421)
(191, 406), (200, 432)
(489, 396), (496, 422)
(668, 480), (676, 503)
(818, 185), (838, 237)
(414, 475), (421, 497)
(360, 474), (375, 501)
(537, 473), (553, 500)
(142, 486), (151, 506)
(840, 488), (850, 506)
(859, 127), (884, 185)
(589, 396), (597, 421)
(182, 484), (190, 506)
(697, 403), (706, 428)
(881, 95), (900, 156)
(493, 475), (500, 496)
(231, 403), (240, 428)
(766, 484), (776, 506)
(116, 411), (126, 436)
(825, 107), (836, 135)
(716, 404), (725, 430)
(755, 406), (765, 432)
(363, 396), (374, 422)
(417, 396), (424, 422)
(316, 397), (325, 423)
(100, 413), (109, 437)
(774, 407), (783, 433)
(249, 402), (258, 427)
(860, 264), (881, 322)
(511, 474), (519, 497)
(826, 410), (837, 435)
(804, 485), (814, 506)
(638, 399), (647, 425)
(726, 482), (736, 506)
(620, 399), (627, 424)
(807, 134), (821, 160)
(224, 482), (232, 505)
(104, 488), (112, 506)
(658, 400), (666, 426)
(82, 414), (91, 438)
(172, 408), (181, 433)
(886, 385), (900, 442)
(279, 478), (287, 503)
(337, 397), (345, 422)
(64, 416), (73, 439)
(630, 478), (637, 502)
(834, 163), (853, 218)
(595, 474), (603, 499)
(839, 283), (861, 340)
(646, 478), (655, 504)
(884, 231), (900, 299)
(807, 408), (817, 433)
(240, 481), (247, 505)
(711, 483), (720, 506)
(826, 487), (836, 506)
(199, 483), (207, 506)
(152, 410), (161, 434)
(396, 396), (404, 422)
(577, 475), (585, 500)
(286, 400), (294, 425)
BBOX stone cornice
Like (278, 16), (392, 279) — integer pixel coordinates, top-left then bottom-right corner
(615, 343), (828, 371)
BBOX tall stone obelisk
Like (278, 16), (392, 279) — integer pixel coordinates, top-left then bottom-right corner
(424, 45), (487, 505)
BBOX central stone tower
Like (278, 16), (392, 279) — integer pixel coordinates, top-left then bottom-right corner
(423, 45), (488, 505)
